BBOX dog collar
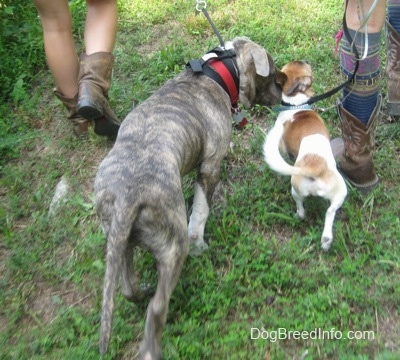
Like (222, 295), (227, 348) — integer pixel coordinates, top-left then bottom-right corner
(272, 102), (313, 112)
(187, 47), (239, 105)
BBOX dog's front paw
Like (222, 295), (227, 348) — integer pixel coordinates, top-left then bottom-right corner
(189, 241), (209, 256)
(321, 236), (333, 251)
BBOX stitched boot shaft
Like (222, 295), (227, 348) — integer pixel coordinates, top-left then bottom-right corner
(337, 95), (381, 192)
(77, 52), (120, 137)
(386, 19), (400, 116)
(54, 89), (90, 137)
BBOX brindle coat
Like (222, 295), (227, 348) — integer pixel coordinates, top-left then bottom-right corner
(95, 37), (282, 359)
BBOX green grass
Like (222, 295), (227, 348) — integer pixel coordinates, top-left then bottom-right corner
(1, 0), (400, 359)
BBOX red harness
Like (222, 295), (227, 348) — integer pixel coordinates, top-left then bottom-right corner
(207, 58), (239, 104)
(187, 48), (248, 129)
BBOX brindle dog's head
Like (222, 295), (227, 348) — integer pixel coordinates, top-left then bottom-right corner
(231, 37), (283, 107)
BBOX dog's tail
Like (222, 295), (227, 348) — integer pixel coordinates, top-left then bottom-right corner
(263, 121), (303, 176)
(99, 197), (139, 357)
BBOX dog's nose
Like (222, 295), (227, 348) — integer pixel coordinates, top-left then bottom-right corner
(301, 59), (310, 64)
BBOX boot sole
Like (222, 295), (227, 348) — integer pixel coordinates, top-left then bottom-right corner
(93, 117), (120, 137)
(78, 103), (120, 137)
(346, 176), (380, 195)
(77, 103), (103, 120)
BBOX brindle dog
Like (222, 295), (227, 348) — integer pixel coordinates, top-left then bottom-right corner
(95, 37), (282, 359)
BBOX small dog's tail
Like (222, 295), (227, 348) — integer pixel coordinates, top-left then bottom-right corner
(99, 199), (139, 357)
(263, 121), (303, 176)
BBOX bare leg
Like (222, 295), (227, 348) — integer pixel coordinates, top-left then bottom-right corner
(346, 0), (386, 32)
(33, 0), (78, 98)
(85, 0), (118, 54)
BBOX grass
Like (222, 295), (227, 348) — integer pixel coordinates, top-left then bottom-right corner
(1, 0), (400, 359)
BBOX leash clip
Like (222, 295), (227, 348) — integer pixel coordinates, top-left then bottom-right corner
(232, 104), (248, 129)
(195, 0), (207, 12)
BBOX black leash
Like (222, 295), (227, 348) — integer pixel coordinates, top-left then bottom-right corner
(196, 0), (360, 108)
(196, 0), (225, 47)
(306, 0), (360, 106)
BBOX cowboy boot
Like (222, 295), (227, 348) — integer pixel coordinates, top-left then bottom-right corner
(54, 89), (90, 137)
(77, 52), (120, 137)
(385, 18), (400, 116)
(331, 95), (381, 193)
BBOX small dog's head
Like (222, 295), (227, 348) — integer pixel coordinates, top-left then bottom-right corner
(276, 60), (314, 105)
(230, 37), (282, 107)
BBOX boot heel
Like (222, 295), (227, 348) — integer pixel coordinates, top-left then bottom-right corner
(77, 98), (103, 119)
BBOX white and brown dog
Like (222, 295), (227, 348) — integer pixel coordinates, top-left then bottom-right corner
(263, 60), (347, 251)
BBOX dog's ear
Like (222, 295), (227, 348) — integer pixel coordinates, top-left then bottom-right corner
(275, 70), (287, 88)
(234, 39), (271, 77)
(234, 38), (281, 107)
(286, 75), (312, 96)
(246, 44), (270, 76)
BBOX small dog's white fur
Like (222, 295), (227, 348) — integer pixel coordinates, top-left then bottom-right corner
(263, 61), (347, 251)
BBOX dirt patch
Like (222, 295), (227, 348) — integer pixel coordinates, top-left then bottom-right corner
(136, 21), (189, 58)
(29, 280), (95, 326)
(378, 311), (400, 352)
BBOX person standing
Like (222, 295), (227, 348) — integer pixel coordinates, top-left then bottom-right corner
(33, 0), (120, 137)
(333, 0), (400, 193)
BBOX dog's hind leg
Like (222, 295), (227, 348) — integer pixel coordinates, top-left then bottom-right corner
(320, 205), (338, 251)
(291, 185), (305, 219)
(139, 229), (189, 360)
(121, 243), (153, 302)
(321, 192), (346, 251)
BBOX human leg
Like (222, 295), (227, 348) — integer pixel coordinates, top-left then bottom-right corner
(33, 0), (89, 136)
(386, 0), (400, 116)
(77, 0), (120, 137)
(84, 0), (118, 55)
(333, 0), (386, 193)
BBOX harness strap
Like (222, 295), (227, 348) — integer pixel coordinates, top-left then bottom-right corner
(187, 48), (240, 105)
(207, 58), (239, 103)
(201, 61), (230, 95)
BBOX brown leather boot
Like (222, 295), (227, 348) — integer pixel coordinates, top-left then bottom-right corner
(77, 52), (120, 137)
(331, 95), (381, 193)
(385, 19), (400, 116)
(54, 89), (90, 137)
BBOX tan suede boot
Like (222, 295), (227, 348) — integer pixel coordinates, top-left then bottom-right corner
(331, 95), (381, 193)
(54, 89), (90, 137)
(77, 52), (120, 137)
(385, 19), (400, 116)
